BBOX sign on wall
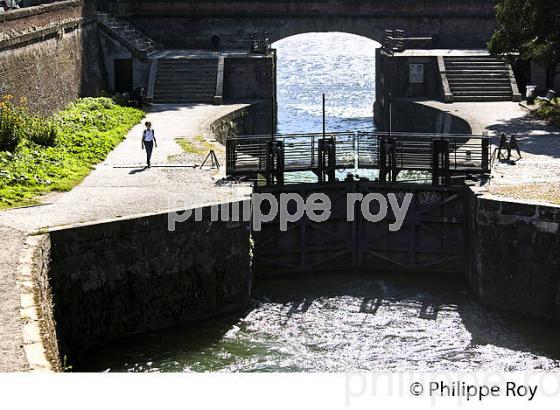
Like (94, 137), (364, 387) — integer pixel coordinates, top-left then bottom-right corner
(409, 63), (424, 84)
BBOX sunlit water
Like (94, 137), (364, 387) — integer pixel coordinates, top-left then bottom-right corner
(276, 33), (377, 134)
(77, 273), (560, 372)
(76, 34), (560, 372)
(276, 33), (379, 183)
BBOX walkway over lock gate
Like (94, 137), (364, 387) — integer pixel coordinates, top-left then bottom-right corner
(225, 131), (491, 185)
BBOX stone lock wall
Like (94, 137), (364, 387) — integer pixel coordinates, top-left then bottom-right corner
(467, 193), (560, 320)
(223, 55), (276, 102)
(47, 201), (252, 362)
(209, 101), (274, 144)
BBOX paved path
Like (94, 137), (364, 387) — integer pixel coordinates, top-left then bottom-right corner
(422, 101), (560, 205)
(0, 103), (252, 232)
(0, 226), (28, 372)
(0, 103), (252, 371)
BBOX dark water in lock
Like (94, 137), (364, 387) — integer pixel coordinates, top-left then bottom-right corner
(76, 34), (560, 372)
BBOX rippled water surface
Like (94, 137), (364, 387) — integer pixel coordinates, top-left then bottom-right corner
(276, 33), (378, 134)
(78, 273), (560, 372)
(77, 33), (560, 372)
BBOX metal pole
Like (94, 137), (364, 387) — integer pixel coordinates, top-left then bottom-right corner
(271, 95), (275, 139)
(388, 91), (392, 138)
(321, 94), (326, 182)
(372, 102), (375, 132)
(322, 93), (326, 140)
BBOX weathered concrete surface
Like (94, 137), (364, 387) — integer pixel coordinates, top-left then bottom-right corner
(48, 201), (252, 361)
(0, 103), (256, 233)
(420, 101), (560, 206)
(467, 193), (560, 320)
(118, 0), (497, 49)
(0, 226), (29, 372)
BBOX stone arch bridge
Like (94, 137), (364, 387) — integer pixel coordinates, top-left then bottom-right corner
(109, 0), (497, 49)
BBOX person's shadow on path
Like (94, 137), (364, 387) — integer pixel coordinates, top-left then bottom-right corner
(128, 167), (149, 175)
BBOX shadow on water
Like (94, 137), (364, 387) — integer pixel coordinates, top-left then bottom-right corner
(257, 272), (560, 363)
(74, 313), (245, 372)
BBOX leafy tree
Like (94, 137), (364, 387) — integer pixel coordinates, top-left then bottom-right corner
(488, 0), (560, 69)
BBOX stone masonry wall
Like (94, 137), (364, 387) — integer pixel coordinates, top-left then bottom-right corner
(224, 55), (276, 102)
(210, 101), (273, 144)
(0, 1), (104, 115)
(0, 1), (87, 35)
(467, 192), (560, 320)
(47, 201), (252, 362)
(124, 0), (496, 49)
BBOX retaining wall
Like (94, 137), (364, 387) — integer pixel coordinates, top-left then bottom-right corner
(466, 193), (560, 320)
(376, 98), (473, 134)
(47, 201), (252, 362)
(0, 0), (104, 115)
(209, 100), (274, 144)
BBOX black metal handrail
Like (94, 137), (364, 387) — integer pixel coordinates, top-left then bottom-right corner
(225, 131), (491, 184)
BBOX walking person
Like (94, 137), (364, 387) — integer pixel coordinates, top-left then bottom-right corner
(141, 121), (157, 167)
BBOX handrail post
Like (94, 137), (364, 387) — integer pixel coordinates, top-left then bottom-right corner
(317, 138), (325, 183)
(379, 135), (387, 183)
(481, 132), (490, 173)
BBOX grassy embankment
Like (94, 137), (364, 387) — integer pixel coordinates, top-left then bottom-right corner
(0, 96), (144, 209)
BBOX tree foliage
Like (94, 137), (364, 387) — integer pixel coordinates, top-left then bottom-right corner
(488, 0), (560, 68)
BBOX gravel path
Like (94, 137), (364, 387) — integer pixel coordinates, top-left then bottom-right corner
(0, 226), (28, 372)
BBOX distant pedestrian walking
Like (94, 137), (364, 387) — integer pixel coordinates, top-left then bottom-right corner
(141, 121), (157, 167)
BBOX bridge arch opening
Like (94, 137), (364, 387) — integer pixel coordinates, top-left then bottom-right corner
(272, 32), (381, 135)
(270, 32), (381, 182)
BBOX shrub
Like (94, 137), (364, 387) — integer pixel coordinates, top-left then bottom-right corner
(0, 95), (58, 150)
(0, 96), (23, 152)
(535, 98), (560, 128)
(24, 116), (58, 147)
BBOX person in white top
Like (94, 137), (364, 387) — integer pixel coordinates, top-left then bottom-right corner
(141, 121), (157, 167)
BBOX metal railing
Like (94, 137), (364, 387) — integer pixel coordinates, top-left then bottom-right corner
(226, 131), (491, 185)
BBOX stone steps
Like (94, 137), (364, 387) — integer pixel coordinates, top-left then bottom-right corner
(451, 85), (512, 91)
(443, 55), (518, 102)
(98, 13), (158, 55)
(154, 58), (219, 103)
(453, 90), (512, 96)
(452, 95), (514, 102)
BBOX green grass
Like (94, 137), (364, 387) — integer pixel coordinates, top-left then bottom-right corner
(534, 98), (560, 128)
(175, 135), (215, 155)
(0, 97), (144, 209)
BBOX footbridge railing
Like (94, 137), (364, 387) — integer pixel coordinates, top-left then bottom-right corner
(225, 131), (490, 186)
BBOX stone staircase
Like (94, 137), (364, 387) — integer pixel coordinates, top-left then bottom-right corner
(443, 56), (520, 102)
(154, 58), (219, 104)
(98, 13), (158, 56)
